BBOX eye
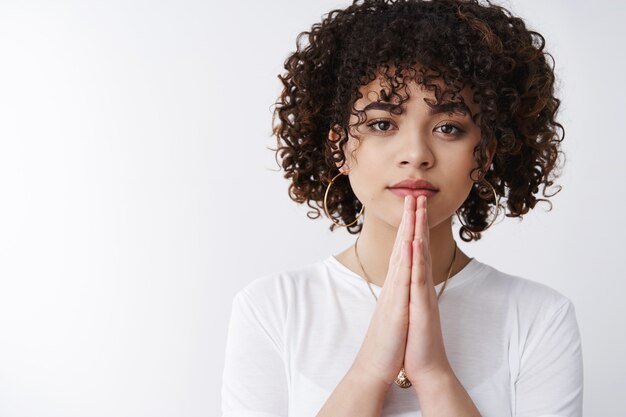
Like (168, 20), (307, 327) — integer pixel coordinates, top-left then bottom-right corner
(366, 119), (395, 133)
(434, 123), (465, 136)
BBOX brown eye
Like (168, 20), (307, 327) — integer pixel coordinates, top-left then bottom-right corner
(434, 123), (465, 136)
(367, 120), (394, 132)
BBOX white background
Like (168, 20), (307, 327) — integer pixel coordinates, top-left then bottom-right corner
(0, 0), (624, 416)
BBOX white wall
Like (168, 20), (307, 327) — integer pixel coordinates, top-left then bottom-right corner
(0, 0), (623, 416)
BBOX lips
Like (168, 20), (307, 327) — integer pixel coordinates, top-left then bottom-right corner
(388, 178), (439, 199)
(389, 179), (439, 191)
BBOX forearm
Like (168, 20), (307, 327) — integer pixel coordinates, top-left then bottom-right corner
(413, 368), (481, 417)
(316, 365), (390, 417)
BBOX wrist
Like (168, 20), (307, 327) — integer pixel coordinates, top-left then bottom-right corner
(411, 365), (456, 396)
(349, 362), (393, 395)
(410, 366), (482, 417)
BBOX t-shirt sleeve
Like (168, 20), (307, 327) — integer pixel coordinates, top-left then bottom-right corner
(221, 288), (289, 417)
(514, 299), (584, 417)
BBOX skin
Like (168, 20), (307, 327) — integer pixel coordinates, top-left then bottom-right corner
(331, 73), (495, 288)
(327, 71), (496, 387)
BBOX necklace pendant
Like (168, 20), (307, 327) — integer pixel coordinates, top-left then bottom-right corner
(394, 367), (412, 388)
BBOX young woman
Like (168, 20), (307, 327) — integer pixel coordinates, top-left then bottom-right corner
(222, 0), (583, 416)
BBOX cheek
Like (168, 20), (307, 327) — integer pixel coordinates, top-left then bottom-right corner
(342, 137), (366, 168)
(460, 143), (482, 177)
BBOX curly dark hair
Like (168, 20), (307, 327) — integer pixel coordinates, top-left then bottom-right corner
(271, 0), (564, 242)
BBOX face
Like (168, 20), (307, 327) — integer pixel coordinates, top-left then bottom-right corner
(330, 71), (493, 230)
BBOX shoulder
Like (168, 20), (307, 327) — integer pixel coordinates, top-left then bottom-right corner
(479, 262), (569, 299)
(474, 260), (575, 319)
(241, 258), (329, 296)
(232, 257), (333, 315)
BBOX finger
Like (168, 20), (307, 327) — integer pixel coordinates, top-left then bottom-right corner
(401, 240), (413, 270)
(390, 195), (416, 267)
(419, 197), (434, 288)
(388, 200), (406, 271)
(412, 198), (433, 292)
(383, 238), (413, 301)
(423, 196), (429, 244)
(418, 195), (430, 247)
(383, 237), (413, 291)
(384, 196), (416, 299)
(413, 238), (436, 303)
(419, 196), (432, 271)
(389, 195), (409, 266)
(394, 235), (414, 300)
(411, 238), (428, 291)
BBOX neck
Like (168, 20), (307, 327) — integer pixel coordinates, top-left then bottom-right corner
(352, 215), (469, 288)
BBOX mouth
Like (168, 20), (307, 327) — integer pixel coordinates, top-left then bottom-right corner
(387, 187), (438, 198)
(390, 178), (439, 191)
(388, 178), (439, 199)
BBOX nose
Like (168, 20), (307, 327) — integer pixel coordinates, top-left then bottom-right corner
(398, 129), (434, 169)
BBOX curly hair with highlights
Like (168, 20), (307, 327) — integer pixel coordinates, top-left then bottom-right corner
(271, 0), (564, 242)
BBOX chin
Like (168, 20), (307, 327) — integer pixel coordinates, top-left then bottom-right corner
(431, 214), (454, 231)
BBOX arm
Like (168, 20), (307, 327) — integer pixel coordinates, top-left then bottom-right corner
(411, 367), (481, 417)
(317, 195), (418, 415)
(404, 196), (482, 416)
(317, 360), (483, 417)
(221, 290), (288, 417)
(514, 299), (583, 417)
(315, 364), (391, 417)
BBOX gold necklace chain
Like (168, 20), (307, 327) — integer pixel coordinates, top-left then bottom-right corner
(353, 236), (457, 301)
(353, 236), (458, 389)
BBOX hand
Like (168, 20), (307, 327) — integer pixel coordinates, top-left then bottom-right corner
(403, 195), (452, 386)
(352, 195), (419, 386)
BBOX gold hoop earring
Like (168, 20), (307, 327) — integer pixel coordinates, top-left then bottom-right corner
(455, 178), (502, 232)
(323, 172), (364, 228)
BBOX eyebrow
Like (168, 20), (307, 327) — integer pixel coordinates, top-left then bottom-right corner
(361, 100), (472, 117)
(427, 101), (471, 116)
(361, 101), (402, 112)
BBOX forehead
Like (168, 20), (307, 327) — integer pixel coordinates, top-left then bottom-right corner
(354, 66), (480, 115)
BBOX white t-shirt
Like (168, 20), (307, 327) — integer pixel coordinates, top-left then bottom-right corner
(221, 256), (583, 417)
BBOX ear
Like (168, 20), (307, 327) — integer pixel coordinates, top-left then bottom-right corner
(328, 127), (349, 174)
